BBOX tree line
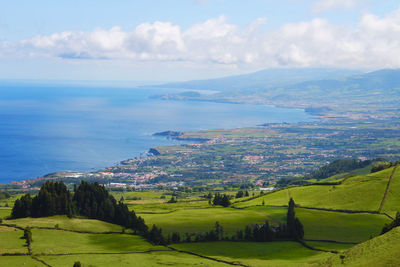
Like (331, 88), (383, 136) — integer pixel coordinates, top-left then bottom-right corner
(10, 181), (163, 243)
(164, 198), (304, 243)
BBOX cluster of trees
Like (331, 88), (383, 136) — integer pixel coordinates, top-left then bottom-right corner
(12, 181), (73, 218)
(73, 181), (147, 233)
(176, 199), (304, 243)
(212, 193), (231, 207)
(371, 160), (398, 173)
(11, 181), (150, 238)
(236, 222), (274, 242)
(381, 212), (400, 235)
(235, 190), (249, 198)
(306, 159), (373, 180)
(236, 199), (303, 242)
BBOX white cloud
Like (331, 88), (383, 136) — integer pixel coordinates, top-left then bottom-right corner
(312, 0), (358, 14)
(6, 8), (400, 69)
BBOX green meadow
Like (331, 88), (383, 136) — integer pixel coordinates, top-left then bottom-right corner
(30, 229), (167, 254)
(0, 167), (398, 266)
(234, 167), (396, 212)
(316, 226), (400, 266)
(10, 215), (124, 233)
(0, 226), (26, 254)
(37, 251), (228, 267)
(0, 208), (12, 219)
(140, 207), (268, 235)
(171, 241), (330, 267)
(295, 208), (391, 242)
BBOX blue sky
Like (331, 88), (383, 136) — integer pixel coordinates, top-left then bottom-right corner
(1, 0), (400, 81)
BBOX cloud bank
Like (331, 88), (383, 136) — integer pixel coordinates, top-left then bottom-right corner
(312, 0), (359, 14)
(4, 9), (400, 70)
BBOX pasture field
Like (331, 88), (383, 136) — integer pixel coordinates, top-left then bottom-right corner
(234, 167), (395, 211)
(304, 241), (355, 252)
(9, 215), (124, 233)
(140, 207), (268, 236)
(381, 166), (400, 216)
(0, 208), (11, 219)
(37, 251), (228, 267)
(241, 206), (288, 224)
(129, 200), (210, 213)
(295, 208), (391, 242)
(171, 241), (331, 267)
(30, 229), (167, 254)
(0, 256), (40, 266)
(316, 226), (400, 266)
(0, 226), (26, 254)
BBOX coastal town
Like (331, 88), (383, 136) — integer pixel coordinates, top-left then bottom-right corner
(6, 120), (400, 192)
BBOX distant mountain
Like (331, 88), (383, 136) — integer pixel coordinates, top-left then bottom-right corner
(153, 68), (362, 92)
(150, 68), (400, 119)
(282, 69), (400, 94)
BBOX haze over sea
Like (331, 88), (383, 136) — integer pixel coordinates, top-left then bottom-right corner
(0, 83), (313, 184)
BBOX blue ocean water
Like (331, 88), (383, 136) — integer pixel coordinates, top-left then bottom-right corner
(0, 84), (313, 183)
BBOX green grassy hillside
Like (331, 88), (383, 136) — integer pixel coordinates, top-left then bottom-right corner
(140, 207), (268, 236)
(316, 226), (400, 266)
(171, 241), (330, 267)
(9, 215), (125, 233)
(235, 167), (397, 213)
(296, 208), (390, 243)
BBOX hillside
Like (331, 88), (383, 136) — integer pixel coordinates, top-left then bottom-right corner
(316, 226), (400, 266)
(235, 166), (400, 216)
(151, 68), (400, 119)
(153, 68), (360, 92)
(1, 168), (399, 266)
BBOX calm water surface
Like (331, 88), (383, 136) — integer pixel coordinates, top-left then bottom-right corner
(0, 84), (313, 183)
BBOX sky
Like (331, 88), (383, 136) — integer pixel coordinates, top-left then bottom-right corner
(1, 0), (400, 81)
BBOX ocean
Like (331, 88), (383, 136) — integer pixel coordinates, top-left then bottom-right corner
(0, 83), (313, 183)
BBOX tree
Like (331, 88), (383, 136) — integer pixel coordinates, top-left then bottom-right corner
(73, 261), (82, 267)
(171, 232), (181, 243)
(215, 221), (224, 240)
(244, 225), (253, 240)
(167, 196), (177, 203)
(235, 191), (244, 198)
(220, 194), (231, 207)
(148, 225), (165, 245)
(286, 198), (295, 236)
(286, 198), (304, 240)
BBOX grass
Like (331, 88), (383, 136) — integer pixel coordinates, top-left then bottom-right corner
(241, 206), (288, 225)
(0, 226), (26, 254)
(0, 208), (11, 219)
(316, 226), (400, 266)
(37, 251), (228, 267)
(171, 241), (331, 267)
(0, 256), (40, 266)
(140, 207), (268, 236)
(296, 208), (391, 243)
(235, 167), (395, 211)
(31, 229), (167, 254)
(305, 241), (355, 252)
(8, 215), (124, 233)
(381, 166), (400, 217)
(129, 200), (210, 214)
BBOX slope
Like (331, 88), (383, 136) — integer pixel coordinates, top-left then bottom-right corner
(316, 226), (400, 267)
